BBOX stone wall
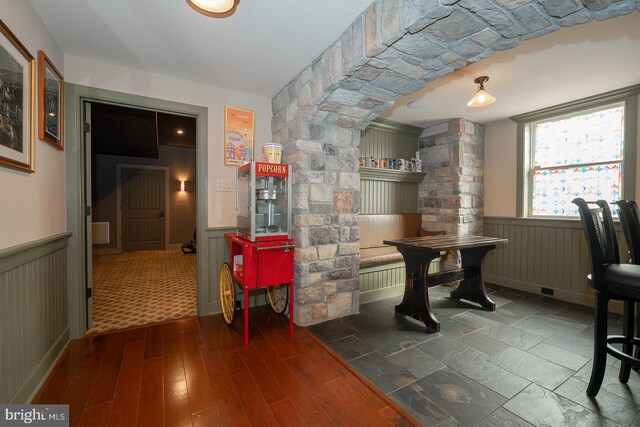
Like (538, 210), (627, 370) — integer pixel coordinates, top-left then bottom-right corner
(271, 0), (638, 326)
(419, 119), (485, 236)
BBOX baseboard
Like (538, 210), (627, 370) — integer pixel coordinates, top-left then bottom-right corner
(360, 284), (404, 305)
(12, 327), (70, 404)
(485, 274), (624, 315)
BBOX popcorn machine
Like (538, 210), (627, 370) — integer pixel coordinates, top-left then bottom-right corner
(220, 161), (295, 345)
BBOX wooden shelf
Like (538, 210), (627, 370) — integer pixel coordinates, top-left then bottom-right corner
(359, 167), (426, 183)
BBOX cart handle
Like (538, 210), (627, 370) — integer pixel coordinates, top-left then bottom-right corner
(256, 243), (295, 252)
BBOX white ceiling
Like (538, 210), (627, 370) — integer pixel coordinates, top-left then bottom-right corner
(28, 1), (640, 127)
(27, 0), (374, 98)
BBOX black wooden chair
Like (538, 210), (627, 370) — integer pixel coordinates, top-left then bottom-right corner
(573, 198), (640, 397)
(616, 200), (640, 264)
(615, 199), (640, 365)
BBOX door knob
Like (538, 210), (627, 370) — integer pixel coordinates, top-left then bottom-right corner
(158, 211), (165, 218)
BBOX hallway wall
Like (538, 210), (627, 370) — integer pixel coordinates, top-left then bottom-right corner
(0, 1), (66, 250)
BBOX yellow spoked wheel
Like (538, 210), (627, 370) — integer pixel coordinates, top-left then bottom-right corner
(267, 284), (289, 314)
(219, 262), (236, 325)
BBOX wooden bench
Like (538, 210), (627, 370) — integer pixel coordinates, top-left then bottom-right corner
(359, 213), (444, 303)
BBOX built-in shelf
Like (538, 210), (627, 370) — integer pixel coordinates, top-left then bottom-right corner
(359, 167), (426, 183)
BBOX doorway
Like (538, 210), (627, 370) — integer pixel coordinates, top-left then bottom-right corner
(65, 84), (209, 339)
(87, 101), (198, 333)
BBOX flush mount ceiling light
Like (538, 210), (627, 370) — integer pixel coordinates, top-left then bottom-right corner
(467, 76), (496, 108)
(186, 0), (239, 18)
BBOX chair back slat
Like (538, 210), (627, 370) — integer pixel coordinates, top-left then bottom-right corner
(573, 198), (619, 289)
(616, 200), (640, 264)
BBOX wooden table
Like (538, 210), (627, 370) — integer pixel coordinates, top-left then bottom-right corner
(383, 235), (507, 332)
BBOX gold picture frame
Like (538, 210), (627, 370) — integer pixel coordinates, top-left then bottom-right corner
(224, 106), (254, 166)
(38, 50), (64, 150)
(0, 20), (35, 172)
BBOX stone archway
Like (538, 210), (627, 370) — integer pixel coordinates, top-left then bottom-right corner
(272, 0), (638, 325)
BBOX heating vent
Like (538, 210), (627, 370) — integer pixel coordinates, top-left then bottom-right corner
(92, 222), (110, 244)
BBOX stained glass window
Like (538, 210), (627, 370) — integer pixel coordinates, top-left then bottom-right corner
(527, 103), (625, 217)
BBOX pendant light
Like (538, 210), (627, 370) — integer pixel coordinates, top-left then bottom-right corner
(186, 0), (240, 18)
(467, 76), (496, 108)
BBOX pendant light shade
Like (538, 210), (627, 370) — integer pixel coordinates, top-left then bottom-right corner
(186, 0), (240, 18)
(467, 76), (496, 108)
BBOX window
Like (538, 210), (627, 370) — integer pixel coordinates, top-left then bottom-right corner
(512, 85), (639, 217)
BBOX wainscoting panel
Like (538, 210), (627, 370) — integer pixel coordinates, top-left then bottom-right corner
(483, 217), (628, 309)
(205, 228), (234, 313)
(360, 180), (418, 214)
(359, 259), (443, 304)
(360, 119), (422, 160)
(0, 233), (71, 403)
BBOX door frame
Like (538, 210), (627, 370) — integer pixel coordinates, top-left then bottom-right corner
(65, 83), (208, 339)
(116, 164), (171, 252)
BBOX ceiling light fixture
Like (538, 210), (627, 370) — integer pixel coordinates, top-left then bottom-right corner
(185, 0), (239, 18)
(467, 76), (496, 108)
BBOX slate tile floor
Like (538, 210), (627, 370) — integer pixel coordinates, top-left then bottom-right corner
(308, 283), (640, 426)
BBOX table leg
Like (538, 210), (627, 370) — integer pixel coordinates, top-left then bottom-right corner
(450, 245), (496, 311)
(395, 251), (440, 332)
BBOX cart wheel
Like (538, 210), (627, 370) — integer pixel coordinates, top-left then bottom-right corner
(219, 262), (236, 325)
(267, 284), (289, 314)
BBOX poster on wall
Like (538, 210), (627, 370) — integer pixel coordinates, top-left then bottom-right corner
(0, 20), (35, 172)
(224, 106), (254, 166)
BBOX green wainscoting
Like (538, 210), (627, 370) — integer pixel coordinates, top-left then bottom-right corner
(359, 259), (444, 304)
(360, 118), (423, 160)
(483, 216), (628, 312)
(360, 179), (420, 214)
(0, 233), (71, 403)
(206, 227), (234, 313)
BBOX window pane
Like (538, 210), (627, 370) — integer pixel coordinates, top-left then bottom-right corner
(533, 106), (624, 168)
(531, 163), (622, 216)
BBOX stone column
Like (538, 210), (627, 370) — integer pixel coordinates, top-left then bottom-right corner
(419, 118), (485, 236)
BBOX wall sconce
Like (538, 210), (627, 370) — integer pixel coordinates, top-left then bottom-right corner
(180, 180), (186, 192)
(467, 76), (496, 108)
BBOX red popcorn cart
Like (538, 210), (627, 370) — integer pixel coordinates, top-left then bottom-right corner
(219, 161), (294, 345)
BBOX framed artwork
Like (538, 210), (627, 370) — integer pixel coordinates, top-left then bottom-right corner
(38, 50), (64, 150)
(224, 106), (254, 166)
(0, 20), (35, 172)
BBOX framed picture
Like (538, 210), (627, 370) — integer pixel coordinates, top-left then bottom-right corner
(0, 20), (35, 172)
(224, 106), (254, 166)
(38, 50), (63, 150)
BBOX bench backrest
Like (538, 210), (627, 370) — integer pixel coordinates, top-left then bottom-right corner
(359, 213), (424, 249)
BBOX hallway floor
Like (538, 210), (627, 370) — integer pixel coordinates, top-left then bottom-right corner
(34, 309), (418, 427)
(309, 283), (640, 426)
(91, 249), (196, 334)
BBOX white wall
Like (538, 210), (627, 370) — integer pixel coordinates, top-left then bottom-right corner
(0, 1), (66, 250)
(484, 95), (640, 217)
(484, 119), (517, 217)
(63, 54), (273, 228)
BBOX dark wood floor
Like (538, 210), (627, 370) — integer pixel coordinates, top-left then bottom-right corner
(33, 306), (419, 427)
